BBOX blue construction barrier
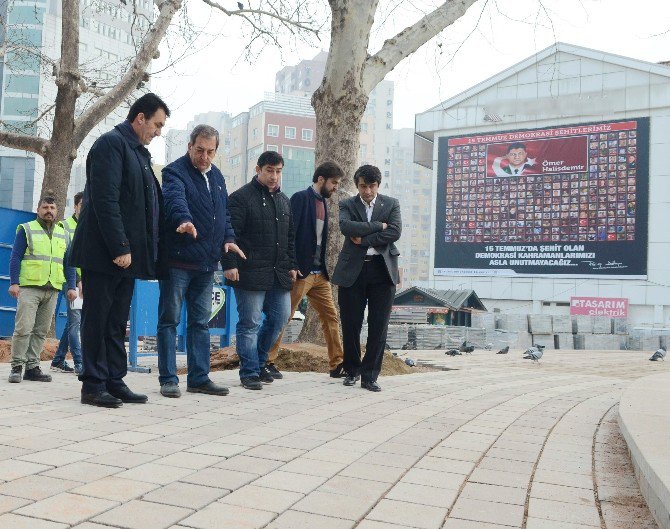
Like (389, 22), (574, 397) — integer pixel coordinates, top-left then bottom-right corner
(127, 273), (238, 373)
(0, 206), (38, 338)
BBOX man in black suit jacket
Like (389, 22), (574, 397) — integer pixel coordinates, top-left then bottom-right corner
(70, 93), (170, 408)
(332, 165), (401, 392)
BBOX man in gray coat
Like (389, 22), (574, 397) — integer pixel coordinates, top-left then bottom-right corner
(332, 164), (401, 392)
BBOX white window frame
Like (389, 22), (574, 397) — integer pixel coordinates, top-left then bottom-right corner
(285, 126), (296, 140)
(266, 144), (279, 152)
(301, 128), (313, 141)
(267, 124), (279, 137)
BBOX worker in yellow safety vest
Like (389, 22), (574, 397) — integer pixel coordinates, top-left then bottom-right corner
(7, 195), (77, 383)
(51, 191), (84, 375)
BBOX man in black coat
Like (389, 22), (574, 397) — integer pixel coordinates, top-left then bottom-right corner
(332, 164), (401, 392)
(221, 151), (297, 390)
(70, 93), (170, 408)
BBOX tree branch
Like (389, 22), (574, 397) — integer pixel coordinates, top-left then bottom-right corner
(72, 0), (183, 147)
(0, 130), (48, 156)
(362, 0), (480, 91)
(201, 0), (320, 35)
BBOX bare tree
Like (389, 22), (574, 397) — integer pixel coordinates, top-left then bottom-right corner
(0, 0), (320, 214)
(299, 0), (482, 342)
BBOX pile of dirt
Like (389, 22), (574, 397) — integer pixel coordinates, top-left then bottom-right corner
(0, 338), (60, 363)
(194, 342), (433, 376)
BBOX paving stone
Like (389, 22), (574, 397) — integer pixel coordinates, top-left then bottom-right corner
(414, 457), (475, 475)
(41, 462), (124, 483)
(180, 467), (256, 490)
(460, 482), (527, 505)
(443, 519), (519, 529)
(0, 513), (68, 529)
(528, 497), (601, 527)
(449, 497), (524, 527)
(153, 453), (223, 470)
(219, 485), (303, 513)
(15, 492), (118, 525)
(280, 457), (347, 477)
(267, 510), (355, 529)
(116, 462), (195, 485)
(254, 470), (328, 494)
(317, 475), (391, 500)
(92, 499), (193, 529)
(292, 490), (375, 520)
(367, 499), (447, 529)
(214, 455), (284, 474)
(142, 481), (228, 509)
(180, 502), (276, 529)
(0, 474), (81, 500)
(530, 481), (594, 504)
(385, 481), (459, 508)
(0, 459), (52, 481)
(70, 476), (160, 502)
(339, 462), (407, 483)
(468, 468), (530, 488)
(0, 493), (30, 514)
(402, 468), (466, 489)
(237, 445), (306, 462)
(533, 468), (594, 489)
(184, 442), (250, 458)
(85, 450), (160, 468)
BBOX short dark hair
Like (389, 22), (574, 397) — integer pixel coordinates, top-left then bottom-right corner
(127, 93), (170, 123)
(257, 150), (284, 168)
(38, 193), (56, 207)
(190, 124), (219, 149)
(312, 161), (343, 183)
(73, 192), (84, 206)
(353, 164), (381, 186)
(507, 142), (526, 153)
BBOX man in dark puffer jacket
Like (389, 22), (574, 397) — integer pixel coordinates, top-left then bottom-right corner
(221, 151), (297, 390)
(157, 125), (245, 398)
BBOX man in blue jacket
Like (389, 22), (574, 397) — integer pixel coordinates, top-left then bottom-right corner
(266, 161), (345, 379)
(157, 124), (245, 398)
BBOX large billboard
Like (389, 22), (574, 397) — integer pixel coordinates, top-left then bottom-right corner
(434, 118), (649, 278)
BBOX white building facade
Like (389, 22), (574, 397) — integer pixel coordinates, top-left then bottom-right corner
(416, 43), (670, 326)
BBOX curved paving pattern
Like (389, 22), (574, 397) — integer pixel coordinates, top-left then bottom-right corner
(0, 349), (664, 529)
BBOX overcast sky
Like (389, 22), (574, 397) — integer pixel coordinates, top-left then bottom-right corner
(149, 0), (670, 162)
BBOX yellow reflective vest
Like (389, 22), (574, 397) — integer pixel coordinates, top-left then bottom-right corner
(58, 215), (80, 277)
(18, 220), (68, 289)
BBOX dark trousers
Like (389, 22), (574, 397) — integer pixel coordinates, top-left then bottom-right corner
(79, 269), (135, 394)
(338, 255), (396, 383)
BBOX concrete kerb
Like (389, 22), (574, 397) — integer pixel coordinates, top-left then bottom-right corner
(618, 371), (670, 529)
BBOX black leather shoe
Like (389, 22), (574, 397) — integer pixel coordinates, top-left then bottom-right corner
(329, 363), (345, 378)
(23, 366), (52, 382)
(343, 374), (360, 386)
(361, 380), (382, 392)
(187, 380), (229, 396)
(81, 391), (123, 408)
(107, 386), (148, 403)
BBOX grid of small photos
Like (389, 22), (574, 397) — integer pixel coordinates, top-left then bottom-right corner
(444, 129), (638, 243)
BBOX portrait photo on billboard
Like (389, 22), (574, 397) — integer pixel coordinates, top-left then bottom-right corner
(435, 118), (649, 278)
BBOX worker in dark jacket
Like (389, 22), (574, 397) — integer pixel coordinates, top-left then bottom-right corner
(221, 151), (297, 390)
(157, 124), (245, 399)
(70, 93), (170, 408)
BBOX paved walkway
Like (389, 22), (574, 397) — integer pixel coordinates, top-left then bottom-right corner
(0, 348), (664, 529)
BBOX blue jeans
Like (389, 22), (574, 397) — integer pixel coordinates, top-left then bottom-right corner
(234, 283), (291, 379)
(157, 268), (213, 388)
(53, 294), (82, 368)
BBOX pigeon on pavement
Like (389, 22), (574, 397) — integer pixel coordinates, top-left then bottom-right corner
(650, 346), (667, 361)
(459, 341), (475, 354)
(497, 345), (509, 355)
(404, 358), (416, 367)
(445, 349), (461, 356)
(523, 345), (545, 362)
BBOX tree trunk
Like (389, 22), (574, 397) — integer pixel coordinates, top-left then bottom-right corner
(298, 76), (369, 343)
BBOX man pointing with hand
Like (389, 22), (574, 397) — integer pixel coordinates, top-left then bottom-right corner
(157, 124), (245, 398)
